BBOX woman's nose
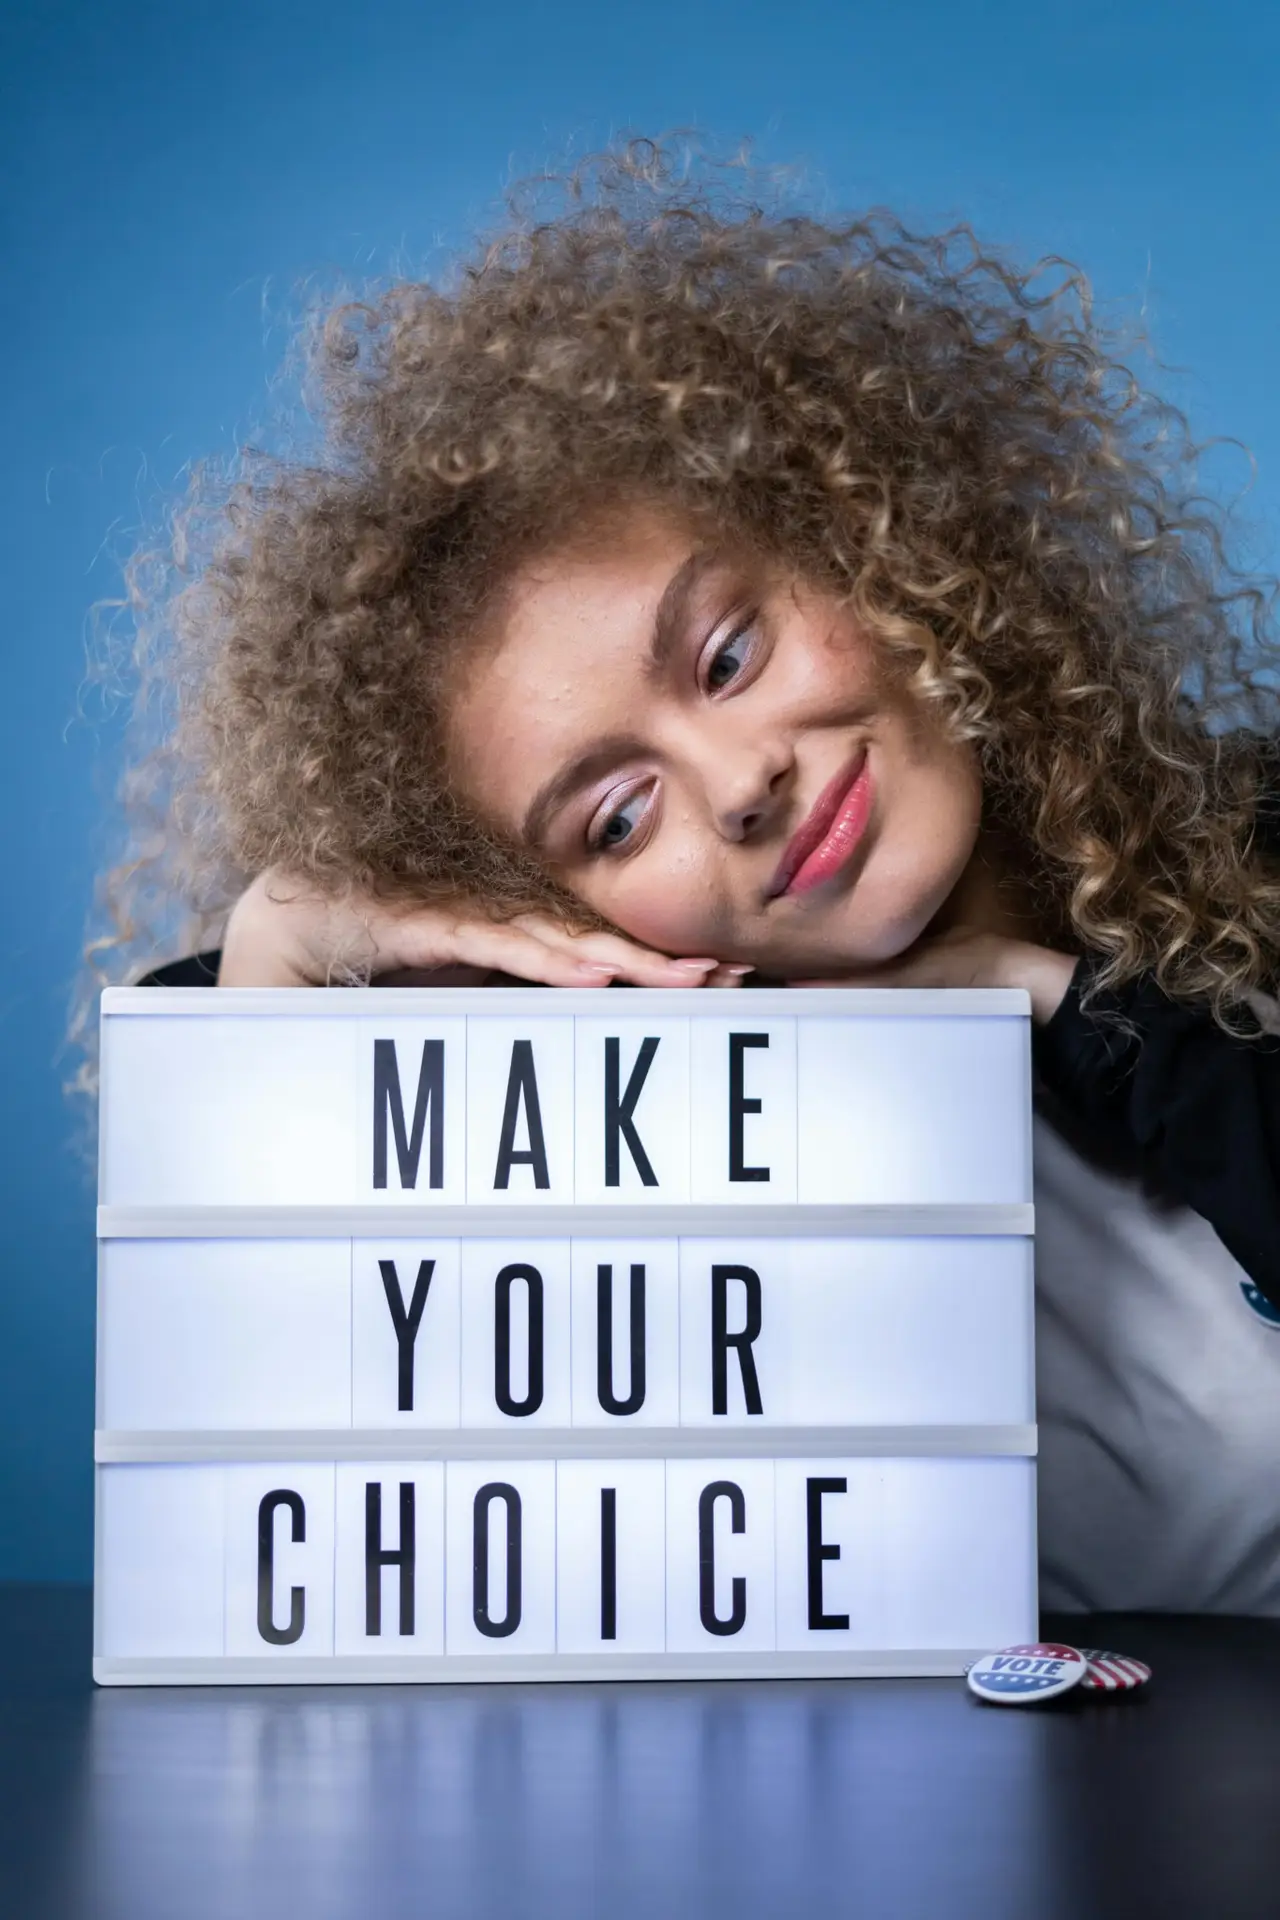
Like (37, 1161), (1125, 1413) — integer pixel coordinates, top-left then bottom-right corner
(708, 741), (792, 842)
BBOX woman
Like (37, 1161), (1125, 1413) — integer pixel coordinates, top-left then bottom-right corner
(90, 144), (1280, 1614)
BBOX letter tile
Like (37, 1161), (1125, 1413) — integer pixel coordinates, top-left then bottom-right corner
(678, 1240), (787, 1425)
(466, 1019), (575, 1203)
(97, 1464), (225, 1658)
(100, 1239), (352, 1432)
(573, 1019), (690, 1202)
(352, 1239), (461, 1428)
(556, 1461), (666, 1653)
(334, 1463), (446, 1655)
(358, 1018), (467, 1203)
(444, 1460), (556, 1655)
(570, 1239), (680, 1428)
(224, 1464), (335, 1657)
(689, 1020), (796, 1203)
(665, 1460), (776, 1653)
(796, 1015), (1031, 1204)
(459, 1241), (571, 1428)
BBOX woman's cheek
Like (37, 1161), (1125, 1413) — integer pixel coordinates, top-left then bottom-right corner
(591, 860), (728, 958)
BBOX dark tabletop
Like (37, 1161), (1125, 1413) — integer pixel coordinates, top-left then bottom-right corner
(3, 1585), (1278, 1920)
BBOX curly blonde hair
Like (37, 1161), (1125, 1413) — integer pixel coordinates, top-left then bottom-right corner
(71, 138), (1280, 1110)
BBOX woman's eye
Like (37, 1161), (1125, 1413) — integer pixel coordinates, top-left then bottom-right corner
(595, 789), (649, 852)
(706, 623), (755, 691)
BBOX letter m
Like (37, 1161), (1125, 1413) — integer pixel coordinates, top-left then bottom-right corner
(373, 1039), (445, 1189)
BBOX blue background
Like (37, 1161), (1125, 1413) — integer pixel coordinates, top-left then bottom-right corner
(3, 0), (1277, 1580)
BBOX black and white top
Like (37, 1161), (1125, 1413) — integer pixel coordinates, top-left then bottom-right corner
(1029, 966), (1280, 1614)
(138, 946), (1280, 1616)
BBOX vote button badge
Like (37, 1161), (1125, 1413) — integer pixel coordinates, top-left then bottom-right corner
(1077, 1649), (1152, 1693)
(966, 1642), (1088, 1706)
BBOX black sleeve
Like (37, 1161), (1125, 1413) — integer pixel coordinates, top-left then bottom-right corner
(133, 950), (537, 988)
(1033, 956), (1280, 1308)
(137, 949), (223, 986)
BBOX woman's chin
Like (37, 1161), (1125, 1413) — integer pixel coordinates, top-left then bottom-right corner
(760, 905), (936, 979)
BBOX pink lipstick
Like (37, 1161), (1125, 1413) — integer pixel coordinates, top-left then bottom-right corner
(769, 752), (873, 899)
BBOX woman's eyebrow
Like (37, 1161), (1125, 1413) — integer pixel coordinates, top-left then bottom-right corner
(647, 548), (718, 679)
(521, 735), (648, 849)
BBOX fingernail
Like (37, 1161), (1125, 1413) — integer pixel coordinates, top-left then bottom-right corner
(723, 965), (754, 976)
(670, 958), (718, 972)
(576, 962), (617, 978)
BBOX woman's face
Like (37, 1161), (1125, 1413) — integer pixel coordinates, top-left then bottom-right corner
(448, 512), (984, 976)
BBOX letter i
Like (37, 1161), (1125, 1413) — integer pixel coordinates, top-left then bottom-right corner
(600, 1488), (617, 1641)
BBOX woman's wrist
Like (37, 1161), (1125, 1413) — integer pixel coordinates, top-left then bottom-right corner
(215, 938), (306, 986)
(996, 941), (1080, 1025)
(216, 892), (309, 986)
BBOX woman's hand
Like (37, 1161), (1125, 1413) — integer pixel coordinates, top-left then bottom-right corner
(789, 926), (1080, 1025)
(217, 867), (751, 991)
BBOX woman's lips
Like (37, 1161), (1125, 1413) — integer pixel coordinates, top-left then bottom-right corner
(769, 753), (873, 899)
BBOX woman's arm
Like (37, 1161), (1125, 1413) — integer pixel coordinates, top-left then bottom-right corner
(137, 948), (495, 987)
(1032, 958), (1280, 1308)
(792, 914), (1280, 1311)
(136, 870), (748, 991)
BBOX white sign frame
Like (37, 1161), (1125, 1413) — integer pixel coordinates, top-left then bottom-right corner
(94, 986), (1037, 1685)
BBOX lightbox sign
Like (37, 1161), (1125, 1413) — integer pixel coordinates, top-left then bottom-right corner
(94, 986), (1037, 1683)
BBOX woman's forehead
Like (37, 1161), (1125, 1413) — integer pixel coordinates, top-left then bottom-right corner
(512, 503), (698, 592)
(516, 520), (686, 623)
(453, 522), (692, 755)
(469, 512), (711, 687)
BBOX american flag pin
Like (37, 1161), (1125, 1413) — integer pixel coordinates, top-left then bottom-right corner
(1076, 1648), (1152, 1693)
(966, 1643), (1089, 1706)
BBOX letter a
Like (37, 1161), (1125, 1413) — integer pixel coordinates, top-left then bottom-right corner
(494, 1040), (550, 1189)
